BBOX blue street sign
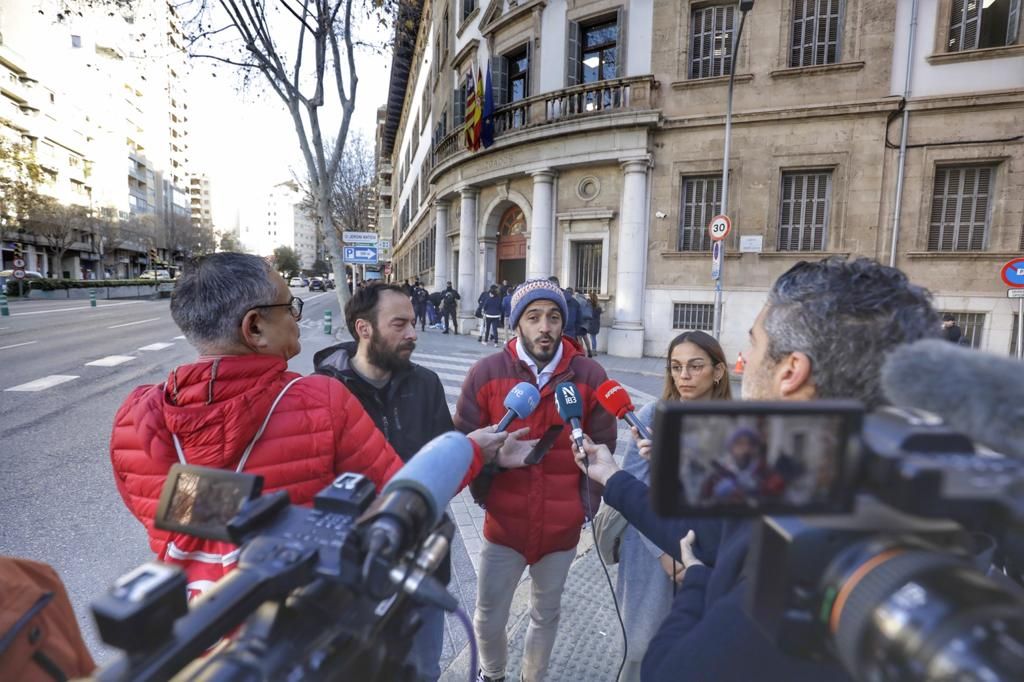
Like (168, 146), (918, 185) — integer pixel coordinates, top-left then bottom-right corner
(711, 240), (722, 280)
(343, 246), (379, 265)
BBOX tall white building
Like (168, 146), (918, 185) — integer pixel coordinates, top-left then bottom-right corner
(240, 180), (317, 269)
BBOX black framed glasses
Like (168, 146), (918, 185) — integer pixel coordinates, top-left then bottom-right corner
(249, 296), (303, 321)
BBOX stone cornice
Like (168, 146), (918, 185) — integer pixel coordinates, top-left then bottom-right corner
(481, 0), (546, 37)
(660, 98), (897, 129)
(451, 39), (481, 72)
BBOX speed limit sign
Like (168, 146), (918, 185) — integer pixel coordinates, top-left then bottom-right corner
(708, 214), (731, 241)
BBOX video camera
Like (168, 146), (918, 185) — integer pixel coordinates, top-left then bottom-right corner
(91, 432), (473, 682)
(650, 400), (1024, 681)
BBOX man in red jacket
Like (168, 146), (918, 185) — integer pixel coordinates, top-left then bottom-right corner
(110, 252), (510, 600)
(455, 279), (617, 682)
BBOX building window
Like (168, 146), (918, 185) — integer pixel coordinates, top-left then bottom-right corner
(673, 303), (714, 331)
(942, 311), (986, 348)
(778, 170), (832, 251)
(927, 165), (994, 252)
(678, 176), (721, 252)
(947, 0), (1021, 52)
(691, 5), (735, 79)
(572, 240), (603, 294)
(71, 35), (82, 48)
(790, 0), (844, 67)
(581, 18), (619, 83)
(507, 45), (530, 102)
(463, 0), (476, 21)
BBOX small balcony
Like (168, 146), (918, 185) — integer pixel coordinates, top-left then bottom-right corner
(431, 75), (657, 172)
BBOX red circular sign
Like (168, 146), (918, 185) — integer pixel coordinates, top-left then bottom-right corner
(1000, 258), (1024, 288)
(708, 214), (732, 241)
(12, 268), (26, 279)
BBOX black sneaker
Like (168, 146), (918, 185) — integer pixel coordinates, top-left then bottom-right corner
(475, 672), (505, 682)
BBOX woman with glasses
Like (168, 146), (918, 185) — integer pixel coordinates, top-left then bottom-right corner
(613, 330), (730, 681)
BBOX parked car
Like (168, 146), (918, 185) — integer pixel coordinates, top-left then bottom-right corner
(139, 270), (172, 281)
(289, 277), (305, 287)
(325, 277), (336, 290)
(309, 277), (325, 292)
(0, 270), (43, 288)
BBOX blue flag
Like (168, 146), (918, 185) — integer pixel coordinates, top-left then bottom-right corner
(481, 62), (495, 149)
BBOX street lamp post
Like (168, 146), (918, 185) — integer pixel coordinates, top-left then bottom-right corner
(713, 0), (754, 341)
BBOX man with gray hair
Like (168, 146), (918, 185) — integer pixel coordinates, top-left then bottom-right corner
(110, 252), (509, 605)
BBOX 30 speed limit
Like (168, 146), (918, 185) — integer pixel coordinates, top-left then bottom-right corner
(708, 214), (731, 241)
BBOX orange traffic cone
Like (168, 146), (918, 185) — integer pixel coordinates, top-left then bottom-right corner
(733, 352), (745, 375)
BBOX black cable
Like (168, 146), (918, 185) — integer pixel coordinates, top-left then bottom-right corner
(884, 97), (1023, 149)
(583, 469), (628, 682)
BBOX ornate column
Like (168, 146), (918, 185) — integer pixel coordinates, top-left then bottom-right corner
(607, 157), (651, 358)
(527, 170), (556, 280)
(457, 187), (479, 330)
(434, 201), (449, 291)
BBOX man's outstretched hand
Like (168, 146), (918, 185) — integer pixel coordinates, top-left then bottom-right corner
(571, 435), (620, 486)
(495, 427), (537, 469)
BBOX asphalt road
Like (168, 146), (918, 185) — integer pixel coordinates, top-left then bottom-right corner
(0, 287), (664, 667)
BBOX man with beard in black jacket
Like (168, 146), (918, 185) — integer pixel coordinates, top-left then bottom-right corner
(315, 282), (518, 680)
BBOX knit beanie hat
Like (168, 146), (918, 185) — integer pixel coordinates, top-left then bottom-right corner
(509, 279), (568, 329)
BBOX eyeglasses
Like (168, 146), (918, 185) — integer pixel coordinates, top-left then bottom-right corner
(670, 360), (708, 376)
(248, 296), (303, 321)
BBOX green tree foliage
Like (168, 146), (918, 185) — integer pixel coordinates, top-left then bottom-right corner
(273, 245), (301, 277)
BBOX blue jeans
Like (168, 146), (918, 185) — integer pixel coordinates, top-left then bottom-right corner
(407, 604), (445, 681)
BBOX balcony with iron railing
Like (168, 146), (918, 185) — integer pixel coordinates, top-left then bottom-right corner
(429, 75), (657, 177)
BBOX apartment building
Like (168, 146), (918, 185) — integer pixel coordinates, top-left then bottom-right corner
(241, 180), (318, 269)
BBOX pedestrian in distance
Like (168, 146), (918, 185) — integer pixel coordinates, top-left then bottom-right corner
(481, 285), (503, 347)
(587, 292), (603, 357)
(942, 313), (966, 345)
(593, 330), (730, 682)
(109, 253), (509, 604)
(455, 278), (618, 682)
(412, 280), (429, 331)
(313, 282), (537, 681)
(502, 284), (515, 343)
(441, 281), (460, 334)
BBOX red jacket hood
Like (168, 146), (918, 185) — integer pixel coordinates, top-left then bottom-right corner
(128, 354), (295, 469)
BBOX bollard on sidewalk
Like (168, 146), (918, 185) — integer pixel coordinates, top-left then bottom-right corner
(0, 291), (8, 317)
(89, 288), (97, 307)
(323, 310), (332, 335)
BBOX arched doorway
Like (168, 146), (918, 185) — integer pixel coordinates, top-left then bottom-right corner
(497, 205), (526, 285)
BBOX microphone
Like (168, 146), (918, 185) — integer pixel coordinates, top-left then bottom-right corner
(595, 379), (652, 441)
(358, 432), (474, 574)
(495, 382), (541, 432)
(554, 382), (586, 451)
(881, 339), (1024, 457)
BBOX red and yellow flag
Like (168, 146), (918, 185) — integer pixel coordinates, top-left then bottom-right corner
(464, 67), (481, 151)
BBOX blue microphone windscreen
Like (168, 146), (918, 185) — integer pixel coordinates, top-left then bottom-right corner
(382, 432), (474, 526)
(554, 382), (584, 421)
(504, 382), (541, 419)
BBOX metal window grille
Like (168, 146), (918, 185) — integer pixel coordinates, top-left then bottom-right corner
(691, 5), (735, 79)
(678, 176), (721, 251)
(790, 0), (843, 67)
(928, 165), (993, 252)
(778, 170), (831, 251)
(942, 311), (986, 348)
(573, 240), (602, 294)
(673, 303), (714, 331)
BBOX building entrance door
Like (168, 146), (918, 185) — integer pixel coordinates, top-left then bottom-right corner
(497, 206), (527, 285)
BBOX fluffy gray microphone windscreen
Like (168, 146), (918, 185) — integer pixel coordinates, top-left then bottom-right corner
(881, 339), (1024, 457)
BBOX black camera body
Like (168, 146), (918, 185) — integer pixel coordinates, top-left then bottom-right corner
(651, 401), (1024, 681)
(93, 466), (445, 682)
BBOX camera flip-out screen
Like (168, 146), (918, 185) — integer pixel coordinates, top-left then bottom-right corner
(155, 464), (262, 542)
(651, 401), (863, 517)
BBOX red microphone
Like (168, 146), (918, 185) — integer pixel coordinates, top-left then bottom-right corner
(595, 379), (652, 441)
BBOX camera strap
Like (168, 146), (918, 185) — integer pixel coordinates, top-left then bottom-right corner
(171, 376), (304, 472)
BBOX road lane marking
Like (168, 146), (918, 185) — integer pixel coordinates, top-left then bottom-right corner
(5, 375), (79, 392)
(108, 317), (160, 329)
(11, 301), (144, 316)
(0, 341), (37, 351)
(139, 342), (174, 351)
(174, 335), (186, 340)
(86, 355), (137, 367)
(302, 292), (329, 302)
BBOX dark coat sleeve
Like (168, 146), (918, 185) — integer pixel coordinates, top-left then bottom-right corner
(426, 370), (456, 440)
(603, 470), (724, 564)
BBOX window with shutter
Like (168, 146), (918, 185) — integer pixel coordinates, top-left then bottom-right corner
(492, 55), (509, 106)
(927, 165), (994, 252)
(581, 18), (619, 83)
(790, 0), (843, 67)
(453, 86), (465, 130)
(505, 45), (529, 102)
(777, 171), (832, 251)
(566, 21), (581, 86)
(691, 5), (735, 79)
(948, 0), (1021, 51)
(678, 176), (721, 252)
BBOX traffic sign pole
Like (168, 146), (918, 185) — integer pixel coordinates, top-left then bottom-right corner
(1000, 259), (1024, 359)
(1018, 298), (1023, 360)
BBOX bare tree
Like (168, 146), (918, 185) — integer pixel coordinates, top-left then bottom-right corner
(182, 0), (404, 329)
(26, 197), (90, 278)
(0, 134), (45, 242)
(327, 132), (374, 237)
(92, 206), (125, 277)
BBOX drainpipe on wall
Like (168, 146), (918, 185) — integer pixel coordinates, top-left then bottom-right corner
(889, 0), (920, 267)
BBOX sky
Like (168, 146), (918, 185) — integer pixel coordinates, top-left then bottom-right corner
(185, 10), (392, 231)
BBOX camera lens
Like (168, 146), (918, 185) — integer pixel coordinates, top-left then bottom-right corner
(822, 538), (1024, 681)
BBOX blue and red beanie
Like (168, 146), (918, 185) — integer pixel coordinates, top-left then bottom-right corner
(509, 279), (568, 329)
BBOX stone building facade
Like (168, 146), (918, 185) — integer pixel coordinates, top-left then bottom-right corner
(381, 0), (1024, 358)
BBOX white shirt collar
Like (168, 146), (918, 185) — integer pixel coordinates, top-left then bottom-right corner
(515, 338), (564, 390)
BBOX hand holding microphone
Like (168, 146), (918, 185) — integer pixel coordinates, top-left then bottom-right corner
(569, 434), (620, 486)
